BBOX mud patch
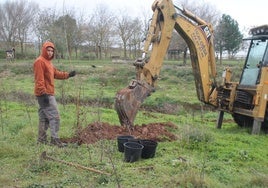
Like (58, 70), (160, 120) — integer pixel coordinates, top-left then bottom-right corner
(63, 122), (178, 145)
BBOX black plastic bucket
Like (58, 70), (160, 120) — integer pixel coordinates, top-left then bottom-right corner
(127, 138), (141, 144)
(123, 142), (144, 162)
(117, 135), (134, 152)
(140, 139), (158, 159)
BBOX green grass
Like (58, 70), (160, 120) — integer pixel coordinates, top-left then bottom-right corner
(0, 59), (268, 187)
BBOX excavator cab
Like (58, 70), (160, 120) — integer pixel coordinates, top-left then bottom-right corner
(240, 33), (268, 85)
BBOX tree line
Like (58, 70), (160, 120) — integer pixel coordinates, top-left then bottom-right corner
(0, 0), (243, 62)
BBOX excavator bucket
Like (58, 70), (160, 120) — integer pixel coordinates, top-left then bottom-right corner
(115, 80), (154, 127)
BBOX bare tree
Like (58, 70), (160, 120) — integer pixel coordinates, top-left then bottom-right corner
(129, 18), (143, 59)
(53, 14), (78, 59)
(140, 3), (152, 40)
(171, 0), (220, 64)
(73, 14), (87, 59)
(88, 4), (115, 59)
(16, 0), (39, 55)
(0, 2), (18, 47)
(116, 13), (136, 59)
(34, 8), (58, 51)
(168, 31), (186, 62)
(0, 0), (38, 55)
(35, 8), (82, 59)
(179, 0), (220, 26)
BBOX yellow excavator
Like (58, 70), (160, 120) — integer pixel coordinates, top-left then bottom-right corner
(115, 0), (268, 134)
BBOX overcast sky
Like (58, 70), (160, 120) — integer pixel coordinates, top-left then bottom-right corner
(1, 0), (267, 32)
(204, 0), (267, 29)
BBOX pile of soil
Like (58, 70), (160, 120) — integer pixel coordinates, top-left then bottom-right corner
(64, 122), (178, 145)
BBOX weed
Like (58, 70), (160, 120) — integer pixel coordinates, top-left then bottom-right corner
(248, 174), (268, 187)
(26, 184), (45, 188)
(180, 124), (213, 150)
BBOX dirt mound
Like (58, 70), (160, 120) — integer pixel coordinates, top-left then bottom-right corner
(64, 122), (178, 145)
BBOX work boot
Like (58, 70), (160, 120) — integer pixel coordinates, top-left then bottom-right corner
(37, 122), (49, 145)
(50, 137), (68, 148)
(37, 137), (48, 145)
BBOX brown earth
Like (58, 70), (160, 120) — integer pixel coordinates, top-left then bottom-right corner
(63, 122), (178, 145)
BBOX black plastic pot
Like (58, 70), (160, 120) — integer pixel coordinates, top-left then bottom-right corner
(117, 135), (134, 152)
(140, 139), (158, 159)
(127, 138), (141, 143)
(123, 142), (144, 162)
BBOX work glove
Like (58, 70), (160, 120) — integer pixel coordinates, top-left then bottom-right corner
(41, 94), (49, 106)
(69, 70), (76, 78)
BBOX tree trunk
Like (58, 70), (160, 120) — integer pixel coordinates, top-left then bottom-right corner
(123, 42), (127, 59)
(75, 47), (78, 59)
(98, 45), (102, 60)
(20, 41), (24, 56)
(219, 51), (223, 65)
(183, 47), (187, 66)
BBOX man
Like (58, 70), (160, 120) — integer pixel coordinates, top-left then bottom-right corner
(33, 41), (76, 147)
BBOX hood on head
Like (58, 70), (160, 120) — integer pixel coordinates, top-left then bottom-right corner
(41, 41), (55, 60)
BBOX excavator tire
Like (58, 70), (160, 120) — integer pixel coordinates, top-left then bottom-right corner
(232, 113), (253, 128)
(233, 106), (268, 133)
(262, 107), (268, 133)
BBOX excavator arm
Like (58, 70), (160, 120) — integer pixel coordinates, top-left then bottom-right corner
(115, 0), (218, 127)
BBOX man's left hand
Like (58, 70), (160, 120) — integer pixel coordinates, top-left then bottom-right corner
(69, 70), (76, 77)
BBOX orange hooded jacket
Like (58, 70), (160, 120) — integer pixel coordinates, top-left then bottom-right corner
(33, 41), (69, 96)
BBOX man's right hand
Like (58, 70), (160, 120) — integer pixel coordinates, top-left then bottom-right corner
(42, 94), (49, 106)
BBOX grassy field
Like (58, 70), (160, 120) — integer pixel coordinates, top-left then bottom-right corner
(0, 58), (267, 188)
